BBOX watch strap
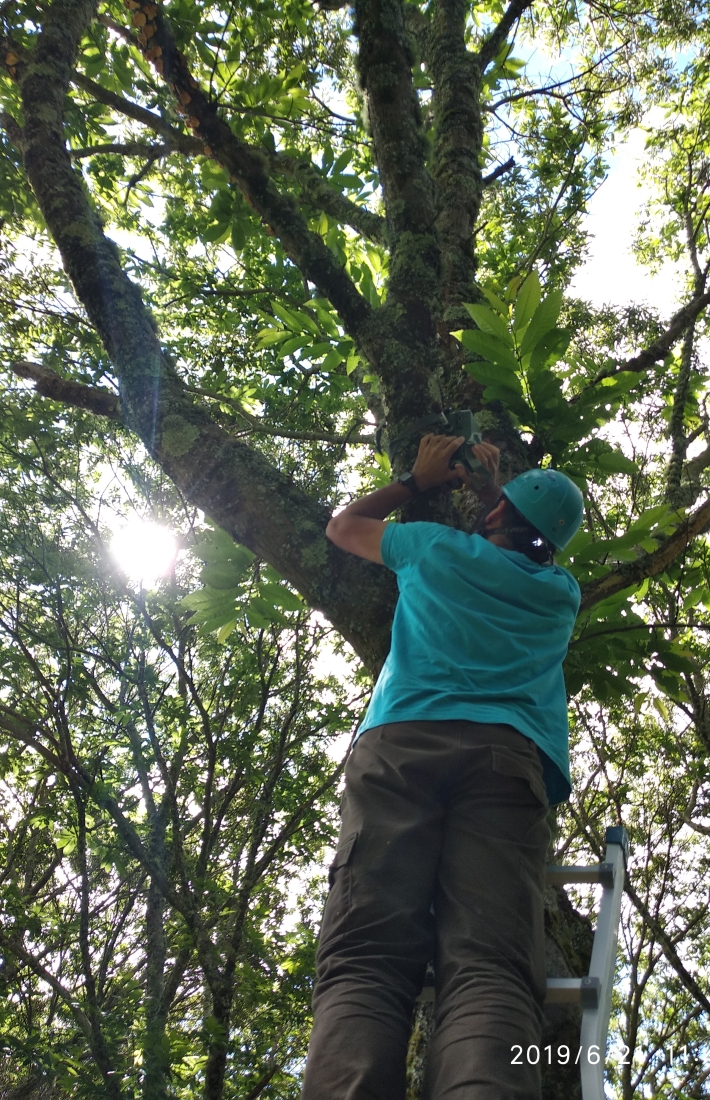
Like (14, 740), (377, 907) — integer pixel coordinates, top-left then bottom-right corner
(397, 471), (421, 495)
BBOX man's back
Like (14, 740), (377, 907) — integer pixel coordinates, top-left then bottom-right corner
(360, 521), (581, 803)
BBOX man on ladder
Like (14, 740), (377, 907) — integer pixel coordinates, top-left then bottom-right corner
(302, 432), (585, 1100)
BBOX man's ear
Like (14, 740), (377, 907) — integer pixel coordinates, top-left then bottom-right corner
(483, 497), (508, 528)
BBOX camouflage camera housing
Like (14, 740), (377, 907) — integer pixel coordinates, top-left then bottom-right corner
(444, 409), (491, 486)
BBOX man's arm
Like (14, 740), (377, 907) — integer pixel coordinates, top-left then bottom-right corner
(326, 435), (501, 563)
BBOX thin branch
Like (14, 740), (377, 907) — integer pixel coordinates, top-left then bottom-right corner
(475, 0), (534, 69)
(118, 3), (375, 356)
(185, 383), (373, 444)
(244, 1063), (280, 1100)
(9, 360), (374, 445)
(625, 878), (710, 1016)
(580, 496), (710, 610)
(72, 72), (387, 241)
(592, 288), (710, 383)
(685, 442), (710, 480)
(0, 928), (94, 1040)
(268, 150), (388, 244)
(71, 71), (203, 154)
(70, 140), (173, 160)
(482, 156), (515, 187)
(485, 46), (627, 111)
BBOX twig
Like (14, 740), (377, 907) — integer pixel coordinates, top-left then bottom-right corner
(482, 156), (515, 187)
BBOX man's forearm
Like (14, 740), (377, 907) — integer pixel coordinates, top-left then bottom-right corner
(338, 480), (414, 520)
(326, 435), (501, 564)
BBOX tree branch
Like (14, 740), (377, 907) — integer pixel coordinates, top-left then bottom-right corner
(69, 139), (173, 160)
(350, 0), (448, 432)
(475, 0), (534, 69)
(71, 71), (203, 154)
(625, 878), (710, 1016)
(18, 0), (396, 670)
(430, 0), (484, 317)
(594, 287), (710, 382)
(580, 496), (710, 610)
(75, 799), (123, 1099)
(268, 150), (388, 244)
(0, 928), (94, 1040)
(243, 1063), (280, 1100)
(1, 695), (224, 985)
(485, 47), (627, 111)
(482, 156), (515, 187)
(10, 360), (122, 419)
(118, 3), (376, 361)
(355, 0), (436, 244)
(10, 360), (375, 445)
(70, 74), (388, 242)
(685, 442), (710, 480)
(665, 312), (700, 508)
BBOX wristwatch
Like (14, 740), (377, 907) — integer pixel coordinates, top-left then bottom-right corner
(397, 471), (421, 495)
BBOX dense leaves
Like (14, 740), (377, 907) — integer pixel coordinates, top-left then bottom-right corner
(0, 410), (353, 1098)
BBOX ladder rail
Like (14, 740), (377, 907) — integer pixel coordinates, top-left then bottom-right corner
(579, 829), (628, 1100)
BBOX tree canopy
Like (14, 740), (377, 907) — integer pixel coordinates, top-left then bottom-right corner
(2, 0), (710, 1095)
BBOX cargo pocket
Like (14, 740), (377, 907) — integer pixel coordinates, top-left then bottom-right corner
(328, 831), (358, 887)
(326, 831), (358, 921)
(491, 746), (549, 808)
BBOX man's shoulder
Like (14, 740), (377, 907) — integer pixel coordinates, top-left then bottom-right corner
(384, 520), (480, 554)
(382, 520), (480, 572)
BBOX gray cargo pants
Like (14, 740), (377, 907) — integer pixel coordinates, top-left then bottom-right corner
(301, 719), (550, 1100)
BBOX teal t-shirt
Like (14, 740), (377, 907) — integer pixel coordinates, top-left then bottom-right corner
(358, 522), (581, 804)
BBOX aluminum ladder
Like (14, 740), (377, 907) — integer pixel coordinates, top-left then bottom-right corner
(545, 826), (629, 1100)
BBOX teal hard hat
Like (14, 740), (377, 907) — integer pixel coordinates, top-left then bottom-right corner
(502, 468), (584, 550)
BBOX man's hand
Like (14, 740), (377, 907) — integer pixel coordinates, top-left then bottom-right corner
(325, 435), (502, 564)
(412, 435), (501, 500)
(411, 434), (468, 491)
(457, 440), (501, 488)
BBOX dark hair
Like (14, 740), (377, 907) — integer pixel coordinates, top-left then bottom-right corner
(479, 497), (556, 565)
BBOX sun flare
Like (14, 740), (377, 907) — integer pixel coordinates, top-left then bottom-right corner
(110, 520), (177, 588)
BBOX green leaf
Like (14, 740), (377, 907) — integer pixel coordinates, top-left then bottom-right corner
(594, 450), (638, 475)
(465, 359), (523, 395)
(528, 328), (570, 374)
(457, 329), (519, 373)
(257, 582), (302, 610)
(463, 303), (514, 346)
(513, 272), (541, 331)
(484, 388), (532, 422)
(271, 301), (310, 333)
(519, 290), (563, 357)
(216, 619), (239, 643)
(278, 336), (310, 358)
(200, 563), (249, 590)
(247, 597), (287, 627)
(203, 219), (231, 244)
(257, 328), (290, 347)
(321, 348), (343, 371)
(480, 287), (509, 317)
(530, 369), (565, 411)
(192, 532), (254, 571)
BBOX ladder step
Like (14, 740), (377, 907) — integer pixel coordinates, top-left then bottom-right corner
(546, 862), (615, 888)
(545, 976), (600, 1009)
(418, 976), (602, 1009)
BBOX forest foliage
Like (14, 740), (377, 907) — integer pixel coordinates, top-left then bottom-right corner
(1, 0), (710, 1095)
